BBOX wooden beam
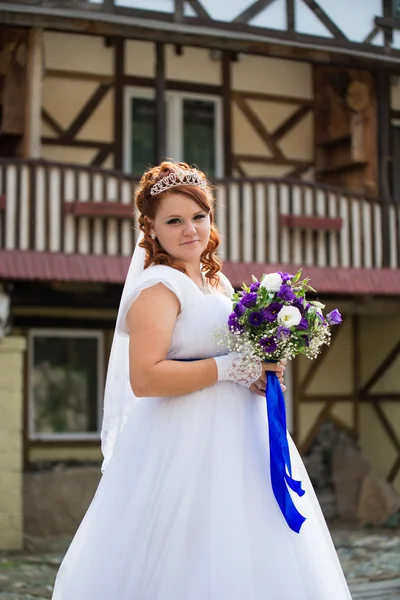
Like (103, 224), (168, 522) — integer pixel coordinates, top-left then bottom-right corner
(186, 0), (210, 19)
(360, 340), (400, 396)
(91, 146), (112, 167)
(352, 315), (360, 438)
(41, 108), (64, 137)
(123, 75), (222, 96)
(271, 105), (311, 142)
(222, 51), (233, 177)
(42, 137), (111, 149)
(234, 0), (277, 24)
(388, 455), (400, 483)
(300, 395), (354, 403)
(175, 0), (184, 22)
(287, 0), (295, 32)
(155, 41), (166, 163)
(279, 214), (343, 231)
(5, 6), (400, 68)
(234, 96), (284, 160)
(300, 0), (347, 39)
(64, 201), (133, 218)
(286, 161), (313, 178)
(24, 28), (43, 158)
(62, 83), (111, 141)
(232, 157), (248, 177)
(373, 403), (400, 453)
(381, 1), (394, 48)
(376, 69), (392, 267)
(234, 153), (310, 168)
(113, 37), (124, 171)
(233, 90), (314, 106)
(46, 68), (113, 83)
(363, 26), (380, 44)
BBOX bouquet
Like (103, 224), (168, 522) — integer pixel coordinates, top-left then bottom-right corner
(215, 270), (342, 535)
(217, 270), (342, 362)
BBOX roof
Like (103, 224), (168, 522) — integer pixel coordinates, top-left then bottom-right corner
(1, 250), (400, 296)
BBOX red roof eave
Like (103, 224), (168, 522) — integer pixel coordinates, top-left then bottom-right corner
(1, 250), (400, 296)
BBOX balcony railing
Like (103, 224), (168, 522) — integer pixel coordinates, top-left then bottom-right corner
(0, 159), (399, 270)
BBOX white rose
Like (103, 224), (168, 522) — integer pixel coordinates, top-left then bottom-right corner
(260, 272), (282, 292)
(277, 305), (302, 328)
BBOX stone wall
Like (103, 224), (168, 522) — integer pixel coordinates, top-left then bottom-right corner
(0, 336), (26, 550)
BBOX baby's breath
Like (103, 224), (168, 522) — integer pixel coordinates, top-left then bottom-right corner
(213, 269), (340, 363)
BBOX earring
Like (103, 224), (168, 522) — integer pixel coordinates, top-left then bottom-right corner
(151, 232), (156, 240)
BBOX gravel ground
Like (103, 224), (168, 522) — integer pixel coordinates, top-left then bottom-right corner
(0, 528), (400, 599)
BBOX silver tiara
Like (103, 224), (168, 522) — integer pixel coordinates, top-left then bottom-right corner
(150, 169), (207, 196)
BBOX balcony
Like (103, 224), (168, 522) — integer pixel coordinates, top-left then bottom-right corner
(0, 159), (399, 293)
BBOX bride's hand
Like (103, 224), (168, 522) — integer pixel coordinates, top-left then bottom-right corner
(250, 361), (286, 397)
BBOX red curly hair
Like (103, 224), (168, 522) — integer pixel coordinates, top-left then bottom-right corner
(135, 161), (222, 286)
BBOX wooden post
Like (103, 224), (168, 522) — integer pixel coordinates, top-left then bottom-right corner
(24, 28), (43, 159)
(352, 315), (360, 439)
(376, 69), (392, 267)
(175, 0), (184, 21)
(155, 42), (166, 164)
(222, 51), (233, 177)
(113, 37), (124, 171)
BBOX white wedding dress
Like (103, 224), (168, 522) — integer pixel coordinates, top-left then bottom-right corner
(52, 265), (352, 600)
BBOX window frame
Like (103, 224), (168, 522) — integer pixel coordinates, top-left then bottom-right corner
(28, 329), (104, 442)
(123, 86), (224, 178)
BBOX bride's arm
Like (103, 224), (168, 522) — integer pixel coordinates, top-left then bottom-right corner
(126, 282), (286, 398)
(126, 283), (218, 397)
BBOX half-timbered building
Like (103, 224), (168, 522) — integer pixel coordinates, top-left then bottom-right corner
(0, 0), (400, 548)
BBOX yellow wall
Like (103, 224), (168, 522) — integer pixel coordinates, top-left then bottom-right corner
(297, 305), (400, 493)
(0, 337), (26, 550)
(40, 32), (314, 177)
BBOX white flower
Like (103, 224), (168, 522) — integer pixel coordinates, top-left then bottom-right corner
(277, 305), (302, 328)
(260, 272), (282, 292)
(310, 301), (325, 309)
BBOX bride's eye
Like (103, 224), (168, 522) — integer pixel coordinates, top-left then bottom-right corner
(166, 218), (181, 225)
(194, 214), (206, 220)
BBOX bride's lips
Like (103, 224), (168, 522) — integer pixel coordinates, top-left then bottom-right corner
(181, 239), (200, 246)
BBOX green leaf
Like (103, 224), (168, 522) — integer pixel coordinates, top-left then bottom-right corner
(291, 270), (302, 284)
(251, 274), (258, 283)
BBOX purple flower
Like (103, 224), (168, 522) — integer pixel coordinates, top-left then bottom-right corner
(297, 317), (308, 331)
(277, 325), (290, 340)
(278, 271), (294, 283)
(326, 309), (342, 325)
(250, 281), (261, 292)
(277, 284), (296, 303)
(228, 313), (244, 333)
(234, 302), (246, 317)
(261, 301), (282, 322)
(259, 336), (278, 354)
(293, 298), (307, 313)
(248, 311), (264, 327)
(241, 292), (258, 308)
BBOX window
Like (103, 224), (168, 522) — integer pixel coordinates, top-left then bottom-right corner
(394, 0), (400, 18)
(28, 330), (104, 440)
(124, 89), (223, 179)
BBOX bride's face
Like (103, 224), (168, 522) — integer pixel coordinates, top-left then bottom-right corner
(151, 192), (211, 263)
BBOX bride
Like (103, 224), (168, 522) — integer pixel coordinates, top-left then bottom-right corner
(52, 161), (352, 599)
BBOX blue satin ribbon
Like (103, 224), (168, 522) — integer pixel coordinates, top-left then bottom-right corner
(176, 358), (306, 533)
(266, 370), (306, 533)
